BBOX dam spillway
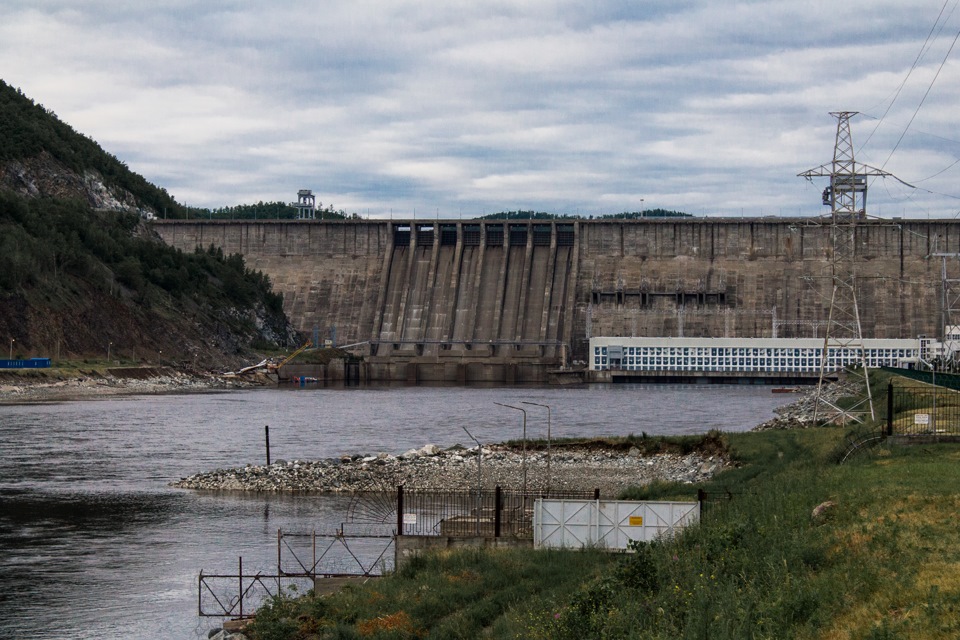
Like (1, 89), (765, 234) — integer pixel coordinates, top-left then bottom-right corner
(154, 218), (958, 382)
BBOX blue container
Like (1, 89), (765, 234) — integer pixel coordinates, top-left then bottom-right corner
(0, 358), (51, 369)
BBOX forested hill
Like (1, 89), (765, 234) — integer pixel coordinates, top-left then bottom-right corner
(0, 80), (183, 216)
(0, 80), (298, 366)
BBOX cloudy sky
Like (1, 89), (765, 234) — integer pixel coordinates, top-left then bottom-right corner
(2, 1), (960, 219)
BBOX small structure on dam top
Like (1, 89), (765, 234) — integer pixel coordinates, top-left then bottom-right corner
(292, 189), (316, 220)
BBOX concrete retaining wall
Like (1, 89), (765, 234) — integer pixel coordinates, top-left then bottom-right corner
(395, 535), (532, 569)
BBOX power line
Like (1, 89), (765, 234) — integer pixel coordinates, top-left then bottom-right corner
(859, 0), (956, 151)
(912, 157), (960, 184)
(881, 24), (960, 170)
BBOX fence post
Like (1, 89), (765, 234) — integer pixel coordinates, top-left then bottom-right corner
(396, 485), (404, 536)
(494, 486), (502, 538)
(697, 488), (705, 518)
(886, 382), (894, 437)
(239, 556), (243, 619)
(594, 488), (600, 500)
(265, 425), (271, 466)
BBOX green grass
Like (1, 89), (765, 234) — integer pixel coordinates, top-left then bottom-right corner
(505, 430), (729, 457)
(246, 404), (960, 639)
(250, 548), (616, 639)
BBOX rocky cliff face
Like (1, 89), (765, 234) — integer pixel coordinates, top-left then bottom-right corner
(0, 156), (301, 367)
(0, 151), (147, 213)
(0, 81), (301, 367)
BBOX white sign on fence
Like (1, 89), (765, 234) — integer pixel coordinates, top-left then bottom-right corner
(533, 499), (700, 550)
(915, 413), (930, 426)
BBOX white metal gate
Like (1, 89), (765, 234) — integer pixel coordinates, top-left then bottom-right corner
(533, 499), (699, 550)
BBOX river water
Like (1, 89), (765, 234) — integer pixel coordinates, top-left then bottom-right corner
(0, 383), (789, 639)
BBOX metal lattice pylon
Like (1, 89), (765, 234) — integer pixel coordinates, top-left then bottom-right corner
(798, 112), (892, 424)
(932, 252), (960, 370)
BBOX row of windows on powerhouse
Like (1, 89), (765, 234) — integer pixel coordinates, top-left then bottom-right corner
(594, 347), (913, 357)
(593, 356), (904, 369)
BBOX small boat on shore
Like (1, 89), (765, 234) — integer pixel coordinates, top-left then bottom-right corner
(771, 387), (800, 393)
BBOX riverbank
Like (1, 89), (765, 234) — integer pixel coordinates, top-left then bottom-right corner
(751, 378), (862, 430)
(0, 365), (267, 403)
(172, 439), (726, 496)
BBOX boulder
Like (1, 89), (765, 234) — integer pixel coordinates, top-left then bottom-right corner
(811, 500), (837, 523)
(418, 444), (441, 456)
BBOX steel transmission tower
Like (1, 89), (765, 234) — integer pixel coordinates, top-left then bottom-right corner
(932, 252), (960, 370)
(798, 112), (892, 424)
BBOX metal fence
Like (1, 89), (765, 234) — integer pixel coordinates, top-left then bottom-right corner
(198, 528), (396, 618)
(277, 529), (395, 578)
(396, 486), (599, 538)
(198, 556), (314, 619)
(886, 382), (960, 436)
(534, 499), (700, 549)
(880, 366), (960, 391)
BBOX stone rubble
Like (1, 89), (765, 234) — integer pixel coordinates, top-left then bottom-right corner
(752, 379), (864, 430)
(172, 443), (725, 496)
(0, 368), (261, 403)
(208, 630), (248, 640)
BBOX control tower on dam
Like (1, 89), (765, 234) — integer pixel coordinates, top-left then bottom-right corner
(153, 218), (956, 382)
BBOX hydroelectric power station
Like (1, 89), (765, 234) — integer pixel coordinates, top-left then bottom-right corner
(154, 217), (960, 383)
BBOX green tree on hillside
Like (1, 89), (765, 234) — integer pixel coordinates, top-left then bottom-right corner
(0, 79), (183, 217)
(0, 190), (283, 315)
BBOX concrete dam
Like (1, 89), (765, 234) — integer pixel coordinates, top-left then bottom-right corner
(154, 218), (960, 382)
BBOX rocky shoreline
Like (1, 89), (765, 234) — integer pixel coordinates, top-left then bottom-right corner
(752, 379), (863, 430)
(172, 443), (725, 496)
(0, 366), (264, 403)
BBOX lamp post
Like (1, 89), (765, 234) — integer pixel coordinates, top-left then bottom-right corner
(521, 401), (552, 491)
(462, 426), (483, 535)
(462, 426), (483, 492)
(494, 402), (527, 496)
(107, 341), (112, 363)
(8, 338), (14, 360)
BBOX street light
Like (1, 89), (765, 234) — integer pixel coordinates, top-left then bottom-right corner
(8, 338), (14, 360)
(521, 401), (552, 491)
(462, 426), (484, 535)
(494, 402), (527, 497)
(107, 341), (113, 363)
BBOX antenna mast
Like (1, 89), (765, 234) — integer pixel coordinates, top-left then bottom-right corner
(798, 112), (891, 424)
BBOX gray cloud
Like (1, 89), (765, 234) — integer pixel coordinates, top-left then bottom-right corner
(2, 0), (959, 218)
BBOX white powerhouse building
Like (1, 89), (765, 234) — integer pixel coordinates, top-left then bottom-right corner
(588, 336), (931, 376)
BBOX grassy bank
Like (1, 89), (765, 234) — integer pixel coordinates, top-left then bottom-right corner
(248, 401), (960, 639)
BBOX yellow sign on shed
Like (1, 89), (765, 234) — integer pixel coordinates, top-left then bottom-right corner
(628, 516), (644, 526)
